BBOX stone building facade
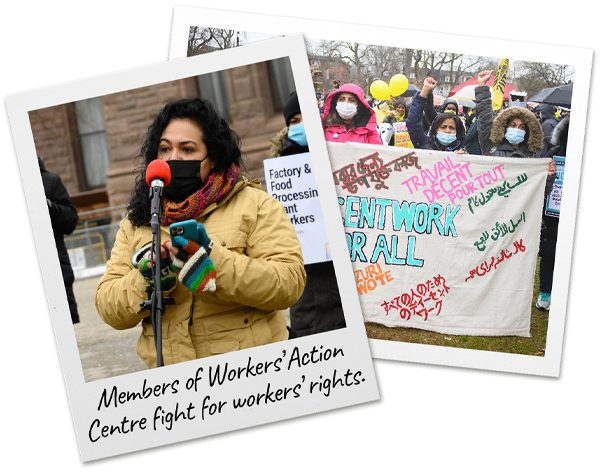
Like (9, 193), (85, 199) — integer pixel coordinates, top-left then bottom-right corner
(29, 59), (296, 223)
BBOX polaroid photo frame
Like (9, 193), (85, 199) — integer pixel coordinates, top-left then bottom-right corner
(168, 6), (593, 377)
(6, 34), (379, 461)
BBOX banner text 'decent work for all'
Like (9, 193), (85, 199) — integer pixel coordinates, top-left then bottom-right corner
(328, 142), (549, 337)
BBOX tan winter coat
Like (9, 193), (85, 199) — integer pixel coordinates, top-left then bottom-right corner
(95, 177), (306, 368)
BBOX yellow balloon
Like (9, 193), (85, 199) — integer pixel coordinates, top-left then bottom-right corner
(370, 80), (390, 101)
(389, 74), (409, 96)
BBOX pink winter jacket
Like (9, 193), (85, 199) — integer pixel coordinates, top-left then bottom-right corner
(322, 83), (383, 145)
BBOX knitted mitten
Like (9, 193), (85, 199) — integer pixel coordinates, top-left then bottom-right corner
(131, 241), (178, 290)
(171, 232), (216, 294)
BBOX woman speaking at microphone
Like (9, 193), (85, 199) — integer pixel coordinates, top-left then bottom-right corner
(95, 98), (306, 369)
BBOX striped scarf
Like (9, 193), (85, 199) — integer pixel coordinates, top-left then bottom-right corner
(161, 163), (240, 225)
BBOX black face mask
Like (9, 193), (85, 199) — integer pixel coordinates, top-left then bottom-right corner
(163, 159), (209, 203)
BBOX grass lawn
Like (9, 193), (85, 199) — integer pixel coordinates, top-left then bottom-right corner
(365, 257), (549, 356)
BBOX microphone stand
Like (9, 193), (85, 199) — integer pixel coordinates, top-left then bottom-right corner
(141, 179), (167, 367)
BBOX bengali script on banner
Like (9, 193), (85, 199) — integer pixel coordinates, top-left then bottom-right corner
(328, 142), (549, 337)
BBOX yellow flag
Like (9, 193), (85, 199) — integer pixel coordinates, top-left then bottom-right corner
(492, 58), (510, 110)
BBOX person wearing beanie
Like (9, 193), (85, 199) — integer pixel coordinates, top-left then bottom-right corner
(270, 91), (346, 337)
(270, 91), (310, 158)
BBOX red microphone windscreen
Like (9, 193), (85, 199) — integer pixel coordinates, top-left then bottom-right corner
(146, 160), (171, 186)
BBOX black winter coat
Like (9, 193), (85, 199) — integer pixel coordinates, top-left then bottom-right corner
(38, 157), (79, 286)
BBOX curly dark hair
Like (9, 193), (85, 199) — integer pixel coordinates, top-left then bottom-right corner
(127, 98), (242, 226)
(322, 92), (372, 130)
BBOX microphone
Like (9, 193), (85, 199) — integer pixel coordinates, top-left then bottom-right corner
(146, 159), (171, 187)
(143, 159), (171, 368)
(146, 160), (171, 230)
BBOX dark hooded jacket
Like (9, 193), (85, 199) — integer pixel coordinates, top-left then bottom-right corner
(475, 85), (545, 157)
(475, 85), (555, 196)
(440, 97), (460, 114)
(406, 93), (466, 151)
(38, 157), (80, 323)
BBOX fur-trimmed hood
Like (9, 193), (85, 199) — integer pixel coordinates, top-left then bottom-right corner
(270, 126), (309, 158)
(490, 106), (544, 152)
(270, 127), (289, 158)
(551, 114), (569, 148)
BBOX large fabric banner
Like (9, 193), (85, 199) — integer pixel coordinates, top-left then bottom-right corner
(328, 142), (549, 337)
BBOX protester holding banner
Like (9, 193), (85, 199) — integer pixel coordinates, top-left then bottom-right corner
(406, 77), (466, 152)
(321, 83), (383, 145)
(95, 98), (307, 368)
(271, 93), (345, 336)
(475, 70), (557, 187)
(536, 114), (569, 311)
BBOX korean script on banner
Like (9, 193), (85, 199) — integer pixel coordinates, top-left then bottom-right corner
(264, 152), (331, 264)
(545, 156), (565, 218)
(328, 142), (549, 336)
(393, 122), (414, 148)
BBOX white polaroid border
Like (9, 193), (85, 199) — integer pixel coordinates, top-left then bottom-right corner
(6, 34), (379, 461)
(168, 6), (593, 378)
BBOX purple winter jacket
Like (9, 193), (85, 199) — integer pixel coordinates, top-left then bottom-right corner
(321, 83), (383, 145)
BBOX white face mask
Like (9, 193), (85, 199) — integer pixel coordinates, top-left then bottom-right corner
(336, 102), (358, 120)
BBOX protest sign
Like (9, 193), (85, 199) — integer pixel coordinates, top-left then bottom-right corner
(545, 156), (565, 218)
(392, 122), (414, 148)
(264, 152), (330, 264)
(329, 142), (549, 337)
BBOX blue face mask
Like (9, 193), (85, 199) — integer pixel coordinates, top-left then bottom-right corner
(436, 131), (456, 146)
(505, 128), (526, 145)
(288, 122), (308, 147)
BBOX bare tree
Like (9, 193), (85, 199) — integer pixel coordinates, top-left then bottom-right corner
(408, 50), (484, 87)
(187, 27), (246, 56)
(513, 61), (574, 95)
(366, 45), (405, 84)
(317, 40), (373, 89)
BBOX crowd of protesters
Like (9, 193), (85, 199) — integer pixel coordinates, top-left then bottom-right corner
(307, 71), (569, 312)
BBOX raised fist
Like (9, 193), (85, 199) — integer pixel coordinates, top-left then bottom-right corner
(478, 70), (493, 86)
(423, 77), (437, 91)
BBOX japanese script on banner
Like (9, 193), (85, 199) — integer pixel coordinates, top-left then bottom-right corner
(545, 156), (565, 218)
(328, 142), (549, 337)
(264, 152), (331, 265)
